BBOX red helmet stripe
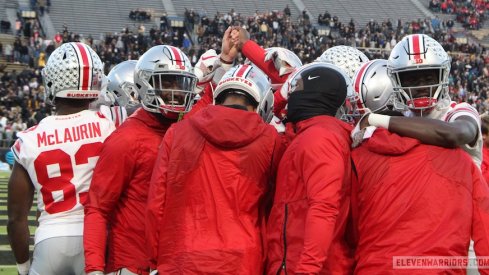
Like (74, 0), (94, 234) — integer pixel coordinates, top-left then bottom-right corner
(235, 64), (251, 78)
(170, 46), (183, 66)
(412, 35), (421, 61)
(75, 43), (92, 90)
(354, 62), (369, 95)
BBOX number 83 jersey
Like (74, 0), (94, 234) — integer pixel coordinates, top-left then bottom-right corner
(11, 110), (115, 244)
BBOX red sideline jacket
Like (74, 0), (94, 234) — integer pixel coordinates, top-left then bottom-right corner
(146, 105), (284, 274)
(84, 108), (172, 274)
(267, 115), (354, 275)
(351, 128), (489, 274)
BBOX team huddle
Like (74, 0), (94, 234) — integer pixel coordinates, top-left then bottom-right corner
(6, 26), (489, 275)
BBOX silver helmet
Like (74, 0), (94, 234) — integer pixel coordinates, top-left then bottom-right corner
(107, 60), (139, 108)
(388, 34), (451, 117)
(316, 45), (370, 79)
(353, 59), (397, 114)
(42, 42), (104, 104)
(214, 64), (274, 123)
(134, 45), (197, 119)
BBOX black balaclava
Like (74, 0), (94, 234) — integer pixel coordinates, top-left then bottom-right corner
(287, 66), (348, 123)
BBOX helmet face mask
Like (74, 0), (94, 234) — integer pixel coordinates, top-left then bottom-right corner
(388, 34), (451, 117)
(135, 45), (197, 118)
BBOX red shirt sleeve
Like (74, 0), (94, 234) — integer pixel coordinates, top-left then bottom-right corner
(186, 83), (215, 119)
(84, 133), (136, 273)
(294, 131), (349, 274)
(241, 40), (289, 85)
(145, 126), (174, 269)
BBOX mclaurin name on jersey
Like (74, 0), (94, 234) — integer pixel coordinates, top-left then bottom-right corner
(36, 122), (103, 147)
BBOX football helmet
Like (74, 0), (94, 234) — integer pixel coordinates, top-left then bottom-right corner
(353, 59), (398, 114)
(316, 45), (370, 79)
(214, 64), (274, 123)
(134, 45), (197, 118)
(388, 34), (451, 116)
(42, 42), (104, 104)
(107, 60), (139, 108)
(264, 47), (303, 76)
(280, 62), (356, 122)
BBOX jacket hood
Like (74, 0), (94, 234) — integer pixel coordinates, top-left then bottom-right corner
(365, 128), (420, 155)
(129, 107), (173, 134)
(190, 105), (269, 148)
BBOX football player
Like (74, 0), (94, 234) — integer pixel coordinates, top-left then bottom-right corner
(8, 42), (116, 275)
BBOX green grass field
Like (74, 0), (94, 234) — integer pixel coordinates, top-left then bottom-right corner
(0, 171), (10, 179)
(0, 266), (17, 275)
(0, 171), (18, 274)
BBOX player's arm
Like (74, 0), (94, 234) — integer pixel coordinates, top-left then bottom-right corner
(366, 114), (479, 148)
(232, 27), (288, 84)
(7, 161), (34, 274)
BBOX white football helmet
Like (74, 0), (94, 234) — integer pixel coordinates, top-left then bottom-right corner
(107, 60), (139, 108)
(42, 42), (104, 104)
(134, 45), (197, 119)
(316, 45), (370, 79)
(388, 34), (451, 116)
(214, 64), (274, 123)
(264, 47), (303, 76)
(280, 62), (356, 122)
(353, 59), (398, 114)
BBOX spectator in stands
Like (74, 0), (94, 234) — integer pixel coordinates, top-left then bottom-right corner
(160, 12), (168, 31)
(14, 19), (21, 35)
(284, 5), (291, 16)
(0, 20), (11, 33)
(38, 0), (46, 16)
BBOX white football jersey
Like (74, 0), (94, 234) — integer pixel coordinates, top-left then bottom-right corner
(98, 105), (127, 128)
(11, 110), (115, 244)
(427, 101), (482, 167)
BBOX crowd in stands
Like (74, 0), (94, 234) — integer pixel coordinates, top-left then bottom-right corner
(429, 0), (488, 29)
(0, 5), (489, 147)
(129, 9), (152, 21)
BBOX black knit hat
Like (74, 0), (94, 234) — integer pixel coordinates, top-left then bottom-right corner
(287, 63), (348, 123)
